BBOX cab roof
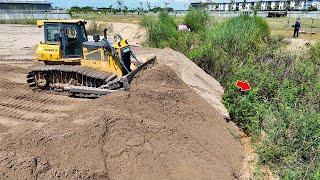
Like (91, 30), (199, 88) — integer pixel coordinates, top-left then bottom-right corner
(37, 20), (86, 28)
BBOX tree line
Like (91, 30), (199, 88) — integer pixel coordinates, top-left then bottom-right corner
(68, 1), (174, 14)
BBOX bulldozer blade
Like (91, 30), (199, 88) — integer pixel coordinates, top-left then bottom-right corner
(65, 86), (116, 95)
(122, 54), (156, 91)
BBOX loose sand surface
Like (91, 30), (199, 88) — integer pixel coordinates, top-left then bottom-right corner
(0, 24), (244, 179)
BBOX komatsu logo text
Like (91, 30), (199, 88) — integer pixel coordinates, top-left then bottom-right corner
(44, 49), (57, 52)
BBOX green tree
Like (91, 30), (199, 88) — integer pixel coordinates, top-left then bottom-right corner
(108, 5), (113, 14)
(164, 2), (170, 10)
(117, 0), (124, 13)
(253, 1), (261, 15)
(82, 6), (94, 13)
(228, 0), (235, 11)
(70, 6), (81, 13)
(242, 0), (247, 10)
(147, 1), (151, 13)
(123, 6), (128, 15)
(138, 1), (144, 15)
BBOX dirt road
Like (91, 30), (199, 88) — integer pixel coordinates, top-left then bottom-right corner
(0, 24), (42, 61)
(0, 24), (244, 179)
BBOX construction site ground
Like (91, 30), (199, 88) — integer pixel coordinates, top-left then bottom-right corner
(0, 24), (246, 179)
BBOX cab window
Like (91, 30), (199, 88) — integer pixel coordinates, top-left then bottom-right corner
(65, 26), (77, 39)
(45, 24), (60, 43)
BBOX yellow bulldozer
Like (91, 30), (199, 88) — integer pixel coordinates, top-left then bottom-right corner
(27, 20), (155, 97)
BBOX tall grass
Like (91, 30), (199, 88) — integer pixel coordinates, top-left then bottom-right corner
(142, 11), (195, 52)
(184, 8), (209, 32)
(189, 15), (271, 81)
(142, 13), (320, 179)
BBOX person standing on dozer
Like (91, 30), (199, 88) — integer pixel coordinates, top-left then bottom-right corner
(293, 18), (301, 38)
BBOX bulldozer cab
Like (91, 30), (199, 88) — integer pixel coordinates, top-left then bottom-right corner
(40, 20), (88, 58)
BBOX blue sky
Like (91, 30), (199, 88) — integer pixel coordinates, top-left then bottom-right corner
(50, 0), (200, 10)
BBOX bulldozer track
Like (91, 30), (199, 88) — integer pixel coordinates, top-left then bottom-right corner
(27, 64), (120, 96)
(0, 64), (82, 126)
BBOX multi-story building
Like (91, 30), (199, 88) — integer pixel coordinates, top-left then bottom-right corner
(191, 0), (310, 11)
(0, 0), (52, 10)
(0, 0), (70, 20)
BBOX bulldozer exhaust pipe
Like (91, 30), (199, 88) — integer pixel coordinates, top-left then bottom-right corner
(104, 28), (108, 38)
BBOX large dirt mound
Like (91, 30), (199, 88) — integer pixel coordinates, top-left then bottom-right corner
(133, 47), (229, 118)
(0, 64), (243, 179)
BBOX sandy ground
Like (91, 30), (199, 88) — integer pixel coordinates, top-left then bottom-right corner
(110, 22), (146, 46)
(85, 21), (146, 46)
(0, 24), (42, 61)
(0, 22), (144, 62)
(284, 38), (313, 53)
(134, 47), (230, 118)
(0, 24), (246, 179)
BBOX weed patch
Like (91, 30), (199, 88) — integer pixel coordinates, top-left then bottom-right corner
(142, 13), (320, 178)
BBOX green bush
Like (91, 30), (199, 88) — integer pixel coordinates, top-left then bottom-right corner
(140, 14), (153, 27)
(189, 15), (271, 84)
(223, 44), (320, 179)
(142, 11), (196, 53)
(208, 15), (270, 59)
(143, 14), (320, 179)
(309, 42), (320, 65)
(184, 8), (209, 32)
(268, 52), (320, 179)
(142, 11), (178, 48)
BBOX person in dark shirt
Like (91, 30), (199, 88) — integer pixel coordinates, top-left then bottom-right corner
(293, 18), (301, 38)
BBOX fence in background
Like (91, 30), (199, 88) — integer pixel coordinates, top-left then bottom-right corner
(2, 9), (319, 20)
(0, 10), (70, 20)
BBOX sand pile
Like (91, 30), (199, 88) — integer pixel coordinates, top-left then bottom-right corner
(0, 64), (243, 179)
(133, 47), (229, 118)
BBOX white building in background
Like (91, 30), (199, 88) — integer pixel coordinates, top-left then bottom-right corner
(261, 2), (267, 10)
(191, 0), (309, 11)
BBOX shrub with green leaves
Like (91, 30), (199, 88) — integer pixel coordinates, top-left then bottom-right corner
(184, 8), (209, 32)
(142, 11), (178, 48)
(210, 15), (269, 56)
(189, 15), (271, 86)
(142, 14), (320, 179)
(141, 11), (197, 53)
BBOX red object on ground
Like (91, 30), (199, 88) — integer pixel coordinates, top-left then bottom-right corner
(235, 80), (251, 92)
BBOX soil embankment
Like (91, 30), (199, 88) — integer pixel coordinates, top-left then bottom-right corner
(0, 63), (243, 179)
(0, 24), (244, 179)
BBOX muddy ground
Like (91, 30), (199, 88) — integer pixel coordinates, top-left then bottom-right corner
(0, 24), (245, 179)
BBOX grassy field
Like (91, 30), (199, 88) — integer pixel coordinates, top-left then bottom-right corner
(3, 12), (320, 42)
(267, 17), (320, 41)
(71, 12), (320, 41)
(141, 11), (320, 179)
